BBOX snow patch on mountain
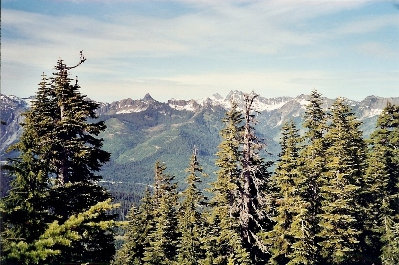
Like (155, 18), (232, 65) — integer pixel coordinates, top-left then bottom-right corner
(361, 108), (383, 118)
(116, 105), (149, 114)
(254, 98), (291, 112)
(168, 99), (199, 112)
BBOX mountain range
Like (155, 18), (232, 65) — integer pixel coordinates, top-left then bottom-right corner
(1, 91), (398, 195)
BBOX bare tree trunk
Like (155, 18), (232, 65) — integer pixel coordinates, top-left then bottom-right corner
(240, 93), (257, 247)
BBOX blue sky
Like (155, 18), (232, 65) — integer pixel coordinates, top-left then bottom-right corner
(2, 0), (398, 102)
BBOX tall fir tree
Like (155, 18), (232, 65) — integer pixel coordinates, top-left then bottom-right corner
(1, 76), (54, 265)
(113, 188), (154, 265)
(297, 90), (327, 263)
(1, 54), (116, 264)
(264, 121), (312, 265)
(318, 98), (366, 264)
(206, 103), (250, 265)
(1, 76), (52, 265)
(50, 57), (114, 263)
(239, 93), (272, 264)
(177, 148), (208, 265)
(143, 162), (179, 265)
(364, 103), (399, 265)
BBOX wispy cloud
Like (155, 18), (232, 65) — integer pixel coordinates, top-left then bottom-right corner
(3, 0), (382, 64)
(2, 0), (398, 102)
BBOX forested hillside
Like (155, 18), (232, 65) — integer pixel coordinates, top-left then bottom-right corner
(2, 92), (398, 198)
(113, 91), (399, 265)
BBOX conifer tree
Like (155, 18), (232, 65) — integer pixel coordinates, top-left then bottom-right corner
(0, 152), (50, 264)
(143, 162), (179, 265)
(239, 93), (272, 264)
(113, 188), (154, 265)
(0, 75), (56, 264)
(177, 148), (208, 265)
(264, 121), (312, 265)
(1, 54), (115, 264)
(0, 75), (55, 256)
(4, 199), (117, 265)
(296, 90), (327, 263)
(206, 103), (250, 265)
(318, 98), (366, 264)
(364, 103), (399, 264)
(381, 217), (399, 265)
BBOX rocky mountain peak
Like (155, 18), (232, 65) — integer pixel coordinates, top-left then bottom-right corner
(226, 90), (245, 102)
(143, 93), (155, 102)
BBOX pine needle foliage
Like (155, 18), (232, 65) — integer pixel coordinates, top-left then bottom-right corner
(206, 103), (251, 265)
(296, 90), (327, 263)
(143, 162), (179, 265)
(364, 103), (399, 264)
(239, 93), (272, 264)
(265, 121), (312, 265)
(318, 98), (366, 264)
(113, 188), (154, 265)
(0, 55), (116, 264)
(4, 199), (117, 265)
(177, 149), (208, 265)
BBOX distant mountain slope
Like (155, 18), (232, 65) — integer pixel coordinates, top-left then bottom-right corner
(1, 92), (398, 194)
(0, 95), (29, 157)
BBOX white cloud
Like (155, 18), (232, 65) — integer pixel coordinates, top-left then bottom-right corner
(2, 0), (398, 102)
(4, 0), (378, 67)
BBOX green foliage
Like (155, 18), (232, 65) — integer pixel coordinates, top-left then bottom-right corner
(100, 107), (224, 193)
(381, 216), (399, 265)
(113, 188), (154, 265)
(1, 57), (116, 264)
(318, 98), (366, 264)
(205, 103), (251, 265)
(264, 121), (312, 265)
(0, 75), (54, 264)
(239, 93), (272, 264)
(364, 102), (399, 264)
(295, 90), (327, 263)
(142, 162), (179, 265)
(4, 199), (118, 265)
(177, 149), (208, 265)
(1, 160), (50, 242)
(4, 73), (399, 265)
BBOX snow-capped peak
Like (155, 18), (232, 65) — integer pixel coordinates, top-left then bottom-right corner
(168, 99), (200, 112)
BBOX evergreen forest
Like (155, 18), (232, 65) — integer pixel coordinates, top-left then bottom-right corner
(1, 57), (398, 265)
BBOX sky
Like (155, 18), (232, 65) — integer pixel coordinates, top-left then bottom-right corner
(1, 0), (399, 103)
